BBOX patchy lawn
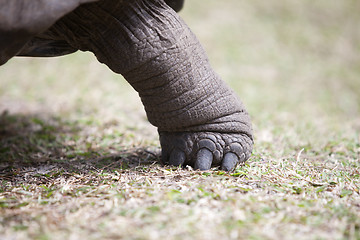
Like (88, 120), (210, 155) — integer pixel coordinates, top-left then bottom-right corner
(0, 0), (359, 239)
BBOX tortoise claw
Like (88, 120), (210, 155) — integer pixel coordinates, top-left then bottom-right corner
(169, 149), (186, 167)
(221, 152), (239, 171)
(194, 148), (213, 170)
(160, 131), (253, 171)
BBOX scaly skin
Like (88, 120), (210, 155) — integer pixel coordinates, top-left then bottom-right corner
(160, 132), (253, 171)
(2, 0), (254, 170)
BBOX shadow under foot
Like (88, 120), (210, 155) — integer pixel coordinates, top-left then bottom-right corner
(0, 112), (161, 184)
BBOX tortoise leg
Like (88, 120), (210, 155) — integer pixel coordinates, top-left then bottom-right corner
(37, 0), (254, 170)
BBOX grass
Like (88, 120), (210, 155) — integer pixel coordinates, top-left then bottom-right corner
(0, 0), (359, 239)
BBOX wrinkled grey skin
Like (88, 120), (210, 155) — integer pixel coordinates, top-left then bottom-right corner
(0, 0), (253, 171)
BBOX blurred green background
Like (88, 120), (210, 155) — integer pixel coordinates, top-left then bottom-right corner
(1, 0), (359, 154)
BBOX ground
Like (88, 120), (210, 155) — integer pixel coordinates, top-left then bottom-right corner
(0, 0), (359, 239)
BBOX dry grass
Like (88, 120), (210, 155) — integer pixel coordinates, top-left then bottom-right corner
(0, 0), (359, 239)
